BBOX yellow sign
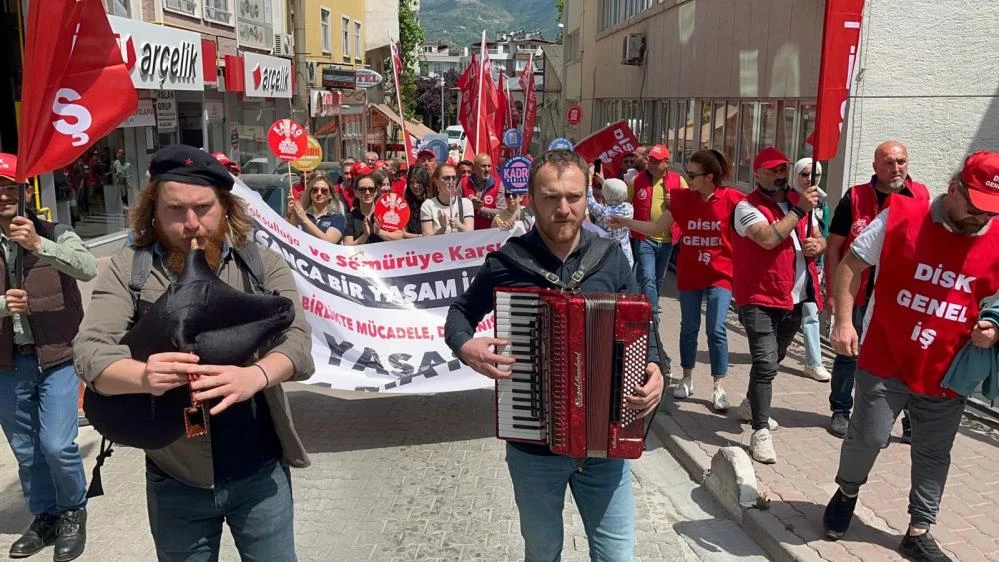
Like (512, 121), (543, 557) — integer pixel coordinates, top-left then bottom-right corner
(291, 136), (323, 172)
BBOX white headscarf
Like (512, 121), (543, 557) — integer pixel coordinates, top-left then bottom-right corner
(792, 158), (822, 185)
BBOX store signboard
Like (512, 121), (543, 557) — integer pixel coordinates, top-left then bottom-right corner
(243, 52), (292, 98)
(120, 100), (156, 128)
(322, 67), (356, 90)
(108, 15), (204, 91)
(156, 91), (178, 131)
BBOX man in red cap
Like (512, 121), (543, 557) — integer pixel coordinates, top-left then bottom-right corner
(0, 153), (96, 561)
(416, 149), (437, 173)
(824, 140), (929, 439)
(822, 151), (999, 562)
(732, 147), (823, 464)
(627, 144), (685, 326)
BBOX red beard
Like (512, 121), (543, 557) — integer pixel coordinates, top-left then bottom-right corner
(155, 221), (228, 275)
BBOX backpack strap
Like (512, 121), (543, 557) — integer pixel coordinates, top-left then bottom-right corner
(129, 245), (155, 308)
(493, 236), (618, 291)
(231, 241), (267, 294)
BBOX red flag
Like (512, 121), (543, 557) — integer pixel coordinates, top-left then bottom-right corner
(390, 41), (416, 167)
(495, 72), (510, 135)
(574, 120), (639, 180)
(457, 49), (500, 162)
(809, 0), (866, 161)
(518, 55), (537, 156)
(16, 0), (137, 182)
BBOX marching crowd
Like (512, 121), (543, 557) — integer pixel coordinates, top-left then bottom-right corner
(0, 136), (996, 562)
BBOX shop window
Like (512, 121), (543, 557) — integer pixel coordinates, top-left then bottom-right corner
(723, 101), (739, 173)
(710, 100), (726, 155)
(780, 101), (798, 160)
(699, 100), (712, 151)
(656, 100), (670, 145)
(320, 8), (331, 54)
(797, 103), (817, 160)
(759, 100), (779, 153)
(736, 101), (758, 185)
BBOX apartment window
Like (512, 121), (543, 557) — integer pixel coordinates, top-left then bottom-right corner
(342, 16), (351, 58)
(320, 8), (331, 53)
(164, 0), (198, 16)
(354, 21), (362, 61)
(736, 102), (758, 184)
(797, 104), (817, 159)
(598, 0), (657, 32)
(565, 32), (580, 63)
(699, 100), (713, 150)
(203, 0), (231, 24)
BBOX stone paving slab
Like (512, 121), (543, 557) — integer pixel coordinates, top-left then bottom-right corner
(655, 276), (999, 562)
(0, 383), (768, 561)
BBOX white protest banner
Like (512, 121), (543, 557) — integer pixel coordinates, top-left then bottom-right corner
(233, 182), (514, 393)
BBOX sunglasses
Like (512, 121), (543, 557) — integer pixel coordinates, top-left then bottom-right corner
(312, 188), (331, 194)
(356, 187), (377, 193)
(684, 170), (709, 179)
(440, 176), (458, 183)
(504, 192), (521, 198)
(0, 184), (20, 194)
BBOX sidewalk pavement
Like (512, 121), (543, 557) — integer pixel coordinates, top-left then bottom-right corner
(653, 275), (999, 562)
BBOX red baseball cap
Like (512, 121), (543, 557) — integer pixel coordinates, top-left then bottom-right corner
(398, 161), (408, 171)
(374, 160), (386, 170)
(648, 144), (670, 161)
(352, 163), (373, 176)
(961, 151), (999, 213)
(0, 153), (16, 181)
(753, 147), (790, 172)
(417, 148), (436, 160)
(211, 151), (232, 166)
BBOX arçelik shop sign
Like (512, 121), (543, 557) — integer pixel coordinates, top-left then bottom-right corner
(108, 15), (203, 92)
(243, 52), (292, 99)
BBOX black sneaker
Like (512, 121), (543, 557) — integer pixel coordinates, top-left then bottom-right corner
(823, 489), (857, 540)
(9, 514), (59, 558)
(898, 531), (952, 562)
(828, 412), (849, 438)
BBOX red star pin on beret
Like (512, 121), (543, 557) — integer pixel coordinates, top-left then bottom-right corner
(185, 158), (194, 166)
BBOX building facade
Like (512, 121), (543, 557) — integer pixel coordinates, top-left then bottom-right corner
(565, 0), (999, 200)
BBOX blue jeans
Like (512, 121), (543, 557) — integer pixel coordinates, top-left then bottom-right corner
(829, 305), (867, 414)
(678, 287), (732, 377)
(632, 238), (674, 317)
(505, 443), (634, 562)
(801, 301), (823, 368)
(147, 458), (296, 562)
(0, 355), (87, 517)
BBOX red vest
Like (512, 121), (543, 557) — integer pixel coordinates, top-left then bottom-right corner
(631, 170), (682, 241)
(391, 178), (407, 197)
(460, 175), (500, 230)
(842, 178), (931, 306)
(732, 189), (823, 311)
(670, 187), (744, 292)
(858, 196), (999, 396)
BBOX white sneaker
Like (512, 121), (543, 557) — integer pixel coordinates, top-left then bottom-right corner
(735, 398), (779, 430)
(804, 364), (832, 382)
(750, 428), (778, 464)
(673, 376), (693, 399)
(711, 387), (730, 412)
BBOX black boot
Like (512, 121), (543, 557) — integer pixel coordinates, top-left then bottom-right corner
(9, 514), (59, 558)
(53, 508), (86, 562)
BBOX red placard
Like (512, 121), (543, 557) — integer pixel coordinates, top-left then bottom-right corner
(267, 119), (308, 162)
(809, 0), (866, 160)
(566, 104), (583, 126)
(373, 192), (411, 233)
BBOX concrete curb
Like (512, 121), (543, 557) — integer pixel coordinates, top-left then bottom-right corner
(651, 414), (824, 562)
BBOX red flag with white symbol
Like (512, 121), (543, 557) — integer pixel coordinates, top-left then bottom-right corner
(809, 0), (866, 161)
(390, 40), (416, 167)
(15, 0), (137, 182)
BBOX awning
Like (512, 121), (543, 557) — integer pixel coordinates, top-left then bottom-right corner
(369, 103), (435, 140)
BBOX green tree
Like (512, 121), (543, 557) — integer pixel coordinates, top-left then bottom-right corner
(398, 0), (424, 118)
(555, 0), (565, 43)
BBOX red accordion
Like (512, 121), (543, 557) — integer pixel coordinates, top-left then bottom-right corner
(493, 287), (651, 459)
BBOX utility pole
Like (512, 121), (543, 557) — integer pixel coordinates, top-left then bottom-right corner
(290, 0), (310, 125)
(439, 78), (445, 131)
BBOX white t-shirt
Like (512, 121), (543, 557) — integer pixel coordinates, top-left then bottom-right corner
(420, 196), (475, 233)
(734, 199), (819, 304)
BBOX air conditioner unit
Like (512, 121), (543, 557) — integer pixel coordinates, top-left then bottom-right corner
(272, 33), (294, 57)
(307, 62), (318, 84)
(621, 33), (645, 66)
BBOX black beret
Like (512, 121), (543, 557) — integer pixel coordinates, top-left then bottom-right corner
(148, 144), (235, 191)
